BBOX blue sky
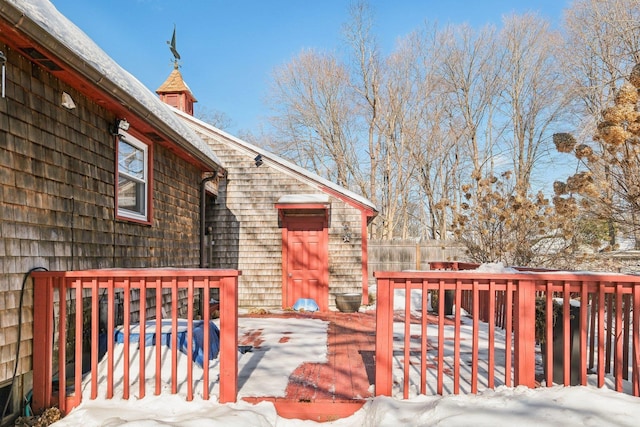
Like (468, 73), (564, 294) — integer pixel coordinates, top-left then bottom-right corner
(50, 0), (570, 135)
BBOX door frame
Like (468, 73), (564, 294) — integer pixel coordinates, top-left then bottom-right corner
(275, 201), (330, 311)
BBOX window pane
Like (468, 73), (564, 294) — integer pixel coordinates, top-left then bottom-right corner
(119, 140), (144, 179)
(116, 132), (149, 221)
(118, 175), (146, 215)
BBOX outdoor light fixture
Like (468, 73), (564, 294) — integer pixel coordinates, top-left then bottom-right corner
(61, 91), (76, 109)
(110, 118), (130, 135)
(254, 154), (263, 167)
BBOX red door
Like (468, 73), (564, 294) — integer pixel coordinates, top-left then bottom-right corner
(283, 215), (328, 311)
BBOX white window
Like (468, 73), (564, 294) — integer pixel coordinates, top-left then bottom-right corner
(117, 131), (150, 222)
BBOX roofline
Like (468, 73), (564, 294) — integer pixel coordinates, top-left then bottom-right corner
(0, 1), (223, 172)
(173, 108), (379, 215)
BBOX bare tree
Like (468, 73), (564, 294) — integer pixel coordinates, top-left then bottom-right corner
(342, 1), (392, 238)
(498, 13), (570, 193)
(343, 0), (381, 201)
(396, 26), (458, 240)
(268, 49), (362, 189)
(195, 106), (234, 131)
(264, 1), (604, 252)
(376, 42), (426, 239)
(438, 24), (503, 185)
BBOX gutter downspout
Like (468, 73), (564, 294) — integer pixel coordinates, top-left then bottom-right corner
(200, 174), (217, 268)
(199, 173), (218, 318)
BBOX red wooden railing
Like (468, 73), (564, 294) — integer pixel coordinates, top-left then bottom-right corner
(31, 269), (240, 414)
(431, 261), (640, 390)
(374, 269), (640, 399)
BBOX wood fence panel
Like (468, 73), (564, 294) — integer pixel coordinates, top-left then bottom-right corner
(368, 240), (468, 283)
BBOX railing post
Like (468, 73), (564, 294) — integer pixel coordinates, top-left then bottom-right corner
(633, 283), (640, 396)
(218, 274), (239, 403)
(32, 274), (54, 413)
(374, 273), (394, 396)
(513, 278), (536, 387)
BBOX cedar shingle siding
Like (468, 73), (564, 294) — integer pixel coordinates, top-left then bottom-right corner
(197, 132), (365, 309)
(0, 45), (203, 386)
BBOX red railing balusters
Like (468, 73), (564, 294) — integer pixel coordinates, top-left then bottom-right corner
(170, 279), (178, 395)
(123, 278), (131, 400)
(374, 270), (639, 400)
(437, 279), (445, 395)
(488, 280), (496, 389)
(598, 284), (606, 388)
(139, 278), (147, 399)
(471, 280), (479, 394)
(58, 278), (67, 413)
(31, 269), (240, 414)
(633, 285), (640, 396)
(562, 281), (571, 386)
(579, 282), (588, 386)
(454, 283), (462, 394)
(203, 279), (211, 400)
(504, 279), (513, 387)
(107, 279), (115, 399)
(403, 279), (411, 399)
(615, 285), (623, 392)
(187, 278), (194, 402)
(154, 278), (162, 396)
(623, 293), (631, 381)
(420, 280), (428, 395)
(90, 278), (99, 400)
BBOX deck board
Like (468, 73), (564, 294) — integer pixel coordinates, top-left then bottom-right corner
(241, 310), (376, 421)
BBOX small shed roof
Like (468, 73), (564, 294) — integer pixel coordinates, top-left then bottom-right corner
(173, 107), (378, 215)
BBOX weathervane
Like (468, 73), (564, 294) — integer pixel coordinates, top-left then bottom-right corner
(167, 24), (181, 69)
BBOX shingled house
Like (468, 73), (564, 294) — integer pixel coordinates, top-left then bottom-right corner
(0, 0), (377, 421)
(0, 1), (224, 421)
(156, 71), (378, 312)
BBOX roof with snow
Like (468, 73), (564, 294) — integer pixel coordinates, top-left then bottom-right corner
(3, 0), (220, 169)
(172, 107), (378, 214)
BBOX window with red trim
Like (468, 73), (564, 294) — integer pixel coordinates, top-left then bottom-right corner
(116, 130), (152, 223)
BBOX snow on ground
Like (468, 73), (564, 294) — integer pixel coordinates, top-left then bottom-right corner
(52, 379), (640, 426)
(51, 312), (640, 426)
(235, 317), (328, 397)
(390, 312), (511, 397)
(85, 317), (328, 400)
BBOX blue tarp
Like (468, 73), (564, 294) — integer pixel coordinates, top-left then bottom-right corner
(114, 319), (220, 367)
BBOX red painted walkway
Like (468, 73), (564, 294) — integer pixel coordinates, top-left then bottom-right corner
(241, 310), (377, 421)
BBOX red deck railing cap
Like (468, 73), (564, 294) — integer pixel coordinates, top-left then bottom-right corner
(373, 270), (640, 283)
(31, 268), (242, 278)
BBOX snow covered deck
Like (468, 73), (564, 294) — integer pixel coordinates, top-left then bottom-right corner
(29, 266), (640, 422)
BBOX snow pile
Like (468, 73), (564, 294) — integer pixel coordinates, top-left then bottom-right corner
(53, 384), (640, 426)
